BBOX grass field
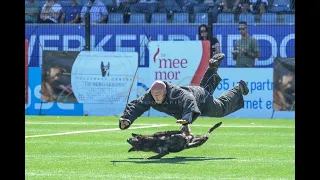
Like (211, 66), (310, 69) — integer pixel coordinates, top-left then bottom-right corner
(25, 116), (295, 180)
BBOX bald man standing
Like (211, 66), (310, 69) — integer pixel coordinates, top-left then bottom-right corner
(119, 53), (249, 130)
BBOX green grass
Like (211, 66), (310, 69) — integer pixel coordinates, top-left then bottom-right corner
(25, 116), (295, 180)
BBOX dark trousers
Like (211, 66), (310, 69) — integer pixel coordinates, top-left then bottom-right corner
(199, 68), (244, 117)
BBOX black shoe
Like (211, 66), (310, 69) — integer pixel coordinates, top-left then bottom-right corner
(238, 80), (249, 95)
(209, 53), (225, 70)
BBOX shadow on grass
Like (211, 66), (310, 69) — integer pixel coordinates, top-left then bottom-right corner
(111, 156), (236, 164)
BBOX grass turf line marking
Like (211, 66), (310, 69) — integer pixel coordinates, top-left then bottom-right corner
(26, 122), (294, 128)
(25, 124), (168, 139)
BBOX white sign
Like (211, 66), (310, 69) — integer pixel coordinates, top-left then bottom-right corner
(148, 41), (210, 86)
(140, 67), (294, 119)
(71, 51), (138, 104)
(213, 68), (273, 116)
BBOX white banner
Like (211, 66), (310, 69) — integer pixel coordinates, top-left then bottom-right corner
(138, 67), (294, 119)
(212, 68), (274, 118)
(149, 41), (210, 86)
(71, 51), (138, 115)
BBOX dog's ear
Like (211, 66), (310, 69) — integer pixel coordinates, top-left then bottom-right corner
(132, 133), (138, 137)
(128, 147), (136, 152)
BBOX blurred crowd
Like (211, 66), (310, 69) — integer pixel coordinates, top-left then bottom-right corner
(25, 0), (295, 24)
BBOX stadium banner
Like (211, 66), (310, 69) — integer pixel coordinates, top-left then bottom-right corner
(212, 68), (274, 118)
(25, 39), (28, 104)
(41, 50), (139, 115)
(273, 58), (295, 111)
(25, 67), (83, 115)
(25, 24), (294, 68)
(149, 41), (210, 86)
(41, 50), (80, 103)
(137, 67), (293, 118)
(26, 67), (294, 118)
(72, 51), (139, 116)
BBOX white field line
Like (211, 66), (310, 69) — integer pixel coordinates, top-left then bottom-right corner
(25, 122), (294, 128)
(25, 122), (169, 126)
(191, 124), (295, 129)
(25, 124), (168, 139)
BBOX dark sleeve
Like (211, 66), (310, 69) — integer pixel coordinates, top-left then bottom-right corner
(212, 37), (219, 45)
(211, 37), (219, 54)
(120, 92), (152, 124)
(170, 88), (201, 124)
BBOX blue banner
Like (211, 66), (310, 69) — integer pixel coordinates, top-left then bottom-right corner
(25, 67), (83, 116)
(25, 24), (294, 68)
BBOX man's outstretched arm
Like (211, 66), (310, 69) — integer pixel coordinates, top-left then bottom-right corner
(178, 94), (201, 125)
(119, 92), (152, 130)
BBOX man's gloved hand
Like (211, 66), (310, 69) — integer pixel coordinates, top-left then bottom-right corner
(176, 119), (189, 125)
(119, 118), (131, 130)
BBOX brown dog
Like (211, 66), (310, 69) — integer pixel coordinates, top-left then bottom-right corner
(127, 122), (222, 159)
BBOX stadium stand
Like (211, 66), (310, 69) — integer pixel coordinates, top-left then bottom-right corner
(260, 12), (277, 23)
(268, 0), (293, 13)
(163, 0), (182, 13)
(283, 13), (294, 24)
(193, 3), (210, 13)
(26, 0), (295, 24)
(217, 12), (235, 23)
(101, 0), (116, 12)
(151, 13), (168, 24)
(238, 13), (255, 23)
(172, 13), (190, 24)
(194, 13), (208, 24)
(108, 13), (124, 24)
(129, 13), (146, 24)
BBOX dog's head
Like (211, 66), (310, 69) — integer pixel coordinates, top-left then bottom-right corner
(45, 67), (65, 82)
(127, 133), (155, 152)
(101, 61), (110, 77)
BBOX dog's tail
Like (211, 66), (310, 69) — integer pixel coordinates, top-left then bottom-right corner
(185, 122), (222, 149)
(204, 122), (222, 137)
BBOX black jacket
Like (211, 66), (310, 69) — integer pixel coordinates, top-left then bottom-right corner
(121, 81), (211, 124)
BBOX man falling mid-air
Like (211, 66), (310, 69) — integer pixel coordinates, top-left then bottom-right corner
(119, 53), (249, 130)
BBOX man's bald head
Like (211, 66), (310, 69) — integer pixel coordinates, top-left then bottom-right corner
(150, 80), (166, 104)
(150, 80), (166, 91)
